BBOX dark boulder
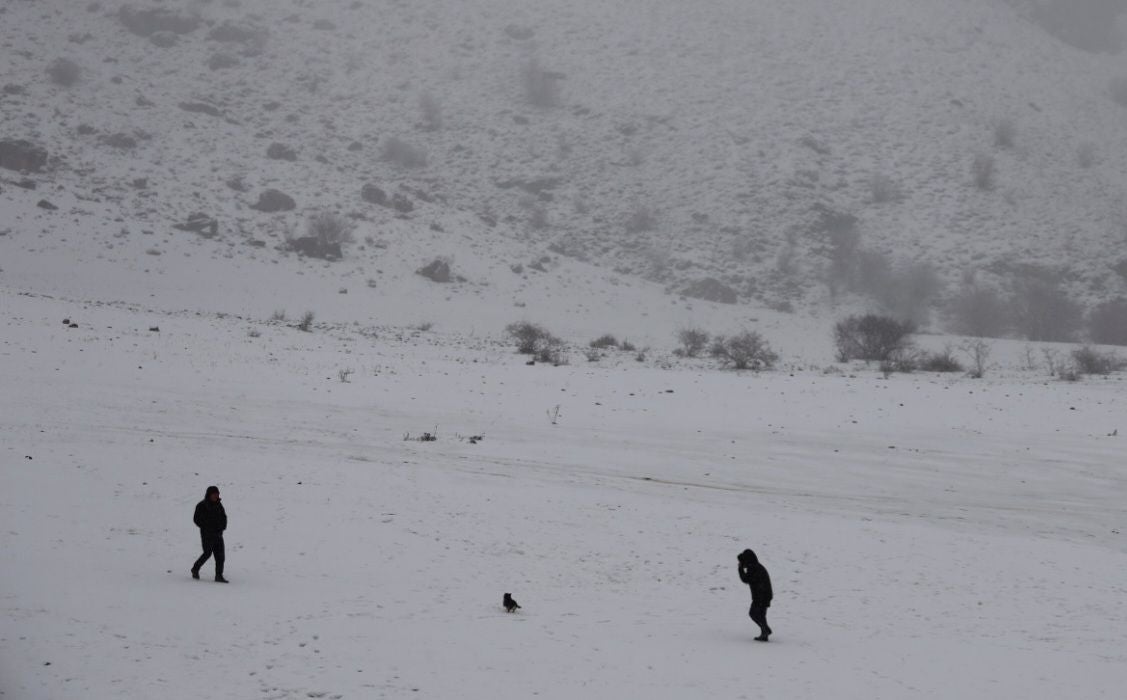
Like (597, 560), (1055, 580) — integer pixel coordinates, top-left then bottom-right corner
(417, 259), (452, 283)
(249, 189), (296, 212)
(0, 139), (47, 172)
(266, 143), (297, 161)
(360, 183), (388, 206)
(682, 278), (739, 304)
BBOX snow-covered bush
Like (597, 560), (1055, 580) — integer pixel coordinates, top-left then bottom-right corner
(506, 321), (561, 355)
(307, 212), (353, 248)
(296, 311), (315, 332)
(834, 314), (916, 362)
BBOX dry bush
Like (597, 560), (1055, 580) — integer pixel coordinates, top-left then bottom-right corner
(960, 339), (992, 378)
(1071, 346), (1125, 375)
(676, 328), (711, 358)
(307, 212), (353, 247)
(712, 331), (779, 370)
(834, 314), (916, 362)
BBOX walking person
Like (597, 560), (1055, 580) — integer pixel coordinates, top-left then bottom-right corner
(191, 485), (229, 583)
(738, 548), (773, 641)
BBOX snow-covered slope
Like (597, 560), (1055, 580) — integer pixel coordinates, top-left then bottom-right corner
(2, 291), (1126, 699)
(3, 0), (1127, 318)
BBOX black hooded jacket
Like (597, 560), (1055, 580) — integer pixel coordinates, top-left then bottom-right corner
(193, 487), (227, 534)
(738, 549), (773, 607)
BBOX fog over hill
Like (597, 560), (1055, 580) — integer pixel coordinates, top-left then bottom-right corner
(2, 0), (1127, 337)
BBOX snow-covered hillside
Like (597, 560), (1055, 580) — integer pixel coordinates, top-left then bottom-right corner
(2, 291), (1126, 699)
(3, 2), (1127, 698)
(3, 0), (1127, 319)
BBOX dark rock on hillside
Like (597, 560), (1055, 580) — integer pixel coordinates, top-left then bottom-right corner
(99, 133), (138, 150)
(266, 143), (297, 161)
(287, 237), (341, 260)
(37, 199), (58, 211)
(682, 278), (738, 304)
(0, 139), (48, 172)
(173, 213), (218, 238)
(417, 259), (452, 283)
(178, 101), (222, 117)
(118, 5), (201, 37)
(250, 189), (296, 212)
(361, 183), (388, 206)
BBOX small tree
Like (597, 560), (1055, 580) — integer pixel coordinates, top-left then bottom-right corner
(676, 328), (711, 357)
(834, 315), (916, 362)
(960, 339), (992, 378)
(713, 331), (778, 370)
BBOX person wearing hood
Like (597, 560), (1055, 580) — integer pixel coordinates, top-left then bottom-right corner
(191, 485), (228, 583)
(738, 548), (773, 641)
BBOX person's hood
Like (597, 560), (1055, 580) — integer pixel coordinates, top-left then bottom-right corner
(739, 549), (758, 565)
(205, 485), (220, 499)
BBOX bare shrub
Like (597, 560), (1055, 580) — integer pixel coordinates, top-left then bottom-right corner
(919, 347), (964, 373)
(521, 57), (562, 108)
(589, 334), (619, 349)
(307, 212), (353, 248)
(1071, 346), (1125, 375)
(834, 314), (916, 362)
(47, 57), (82, 87)
(296, 311), (315, 332)
(380, 136), (428, 168)
(338, 368), (354, 383)
(676, 328), (711, 358)
(960, 339), (992, 378)
(972, 153), (996, 191)
(712, 331), (779, 370)
(880, 348), (920, 376)
(946, 284), (1010, 337)
(1010, 278), (1082, 342)
(1088, 298), (1127, 345)
(506, 321), (562, 359)
(419, 91), (443, 131)
(993, 118), (1017, 149)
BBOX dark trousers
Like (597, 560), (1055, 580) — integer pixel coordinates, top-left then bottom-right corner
(749, 605), (771, 636)
(192, 531), (225, 577)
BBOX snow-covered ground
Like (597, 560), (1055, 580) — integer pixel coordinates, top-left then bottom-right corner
(2, 290), (1125, 699)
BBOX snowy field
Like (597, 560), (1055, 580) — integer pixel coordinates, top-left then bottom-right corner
(2, 291), (1126, 699)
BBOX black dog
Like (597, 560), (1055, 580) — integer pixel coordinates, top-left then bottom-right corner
(503, 593), (521, 613)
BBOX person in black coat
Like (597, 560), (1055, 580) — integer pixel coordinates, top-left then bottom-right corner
(191, 485), (228, 583)
(738, 548), (773, 641)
